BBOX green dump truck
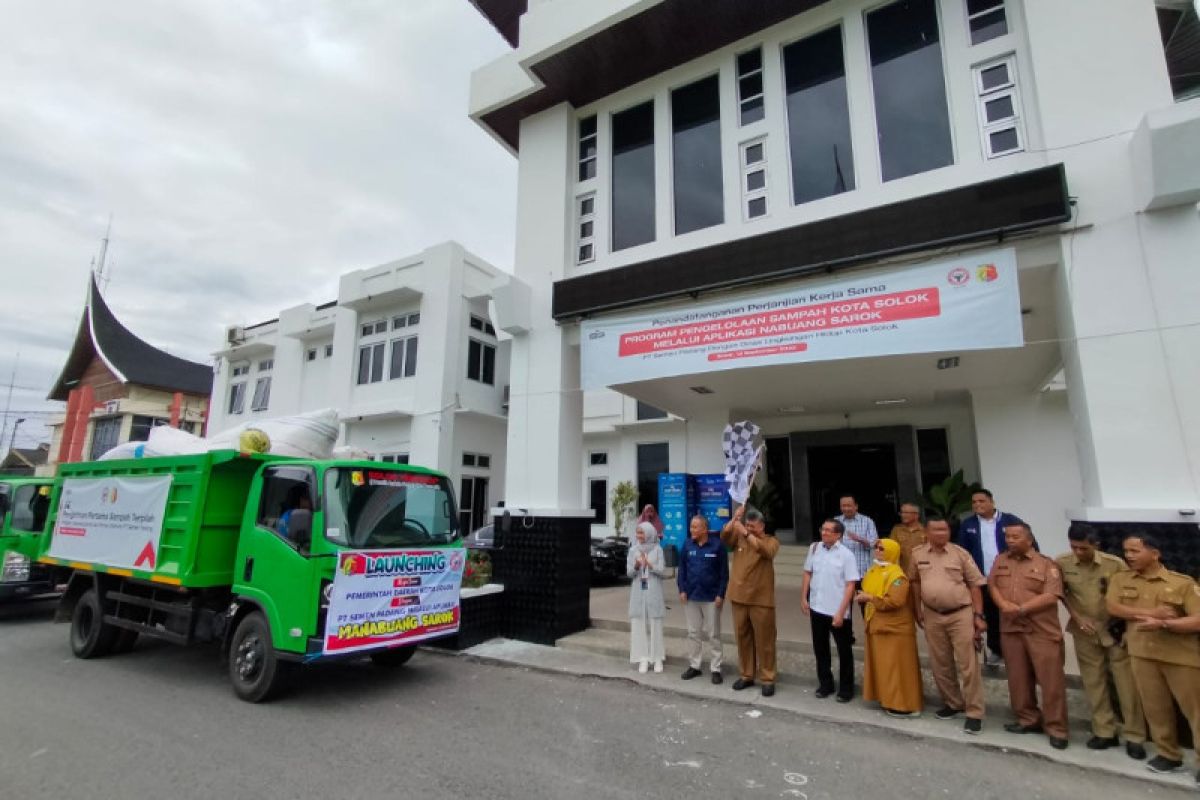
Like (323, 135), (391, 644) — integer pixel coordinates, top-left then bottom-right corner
(36, 450), (465, 701)
(0, 476), (62, 601)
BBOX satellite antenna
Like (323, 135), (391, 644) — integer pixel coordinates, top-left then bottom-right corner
(95, 214), (114, 292)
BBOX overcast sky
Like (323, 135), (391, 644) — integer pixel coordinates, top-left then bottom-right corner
(0, 1), (516, 450)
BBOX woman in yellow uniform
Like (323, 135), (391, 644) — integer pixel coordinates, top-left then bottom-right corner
(857, 538), (924, 717)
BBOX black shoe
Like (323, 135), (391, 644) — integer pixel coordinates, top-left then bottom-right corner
(761, 683), (775, 697)
(1049, 737), (1069, 750)
(935, 706), (963, 720)
(732, 678), (755, 691)
(885, 708), (919, 719)
(681, 667), (702, 681)
(1126, 742), (1147, 760)
(835, 693), (853, 703)
(1086, 735), (1119, 750)
(711, 671), (723, 685)
(1003, 722), (1044, 734)
(963, 718), (983, 735)
(814, 687), (834, 699)
(1146, 755), (1183, 773)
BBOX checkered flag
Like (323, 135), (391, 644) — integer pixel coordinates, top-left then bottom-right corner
(723, 421), (763, 505)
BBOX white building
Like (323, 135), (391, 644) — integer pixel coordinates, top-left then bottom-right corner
(208, 241), (511, 533)
(469, 0), (1200, 556)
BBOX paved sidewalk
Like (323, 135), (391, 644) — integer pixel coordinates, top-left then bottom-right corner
(445, 638), (1198, 793)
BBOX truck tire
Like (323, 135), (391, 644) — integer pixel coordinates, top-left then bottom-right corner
(70, 588), (118, 659)
(228, 611), (290, 703)
(369, 645), (417, 668)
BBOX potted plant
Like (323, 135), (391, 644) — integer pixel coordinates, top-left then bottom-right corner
(610, 480), (639, 540)
(921, 470), (982, 536)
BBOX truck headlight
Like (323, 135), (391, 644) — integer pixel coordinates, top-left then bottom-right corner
(1, 552), (30, 583)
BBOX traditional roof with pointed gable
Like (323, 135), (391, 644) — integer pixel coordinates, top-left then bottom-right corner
(48, 276), (213, 400)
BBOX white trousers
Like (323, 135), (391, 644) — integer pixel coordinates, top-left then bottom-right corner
(684, 601), (723, 671)
(629, 610), (665, 664)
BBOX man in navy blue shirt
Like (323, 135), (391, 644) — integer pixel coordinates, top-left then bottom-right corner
(957, 488), (1024, 665)
(678, 514), (729, 684)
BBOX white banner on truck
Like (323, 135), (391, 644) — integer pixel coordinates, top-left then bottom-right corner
(580, 247), (1023, 389)
(48, 476), (172, 571)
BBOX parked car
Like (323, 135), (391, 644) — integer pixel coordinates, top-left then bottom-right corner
(590, 536), (629, 583)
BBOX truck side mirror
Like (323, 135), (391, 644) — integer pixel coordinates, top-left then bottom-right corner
(289, 509), (313, 553)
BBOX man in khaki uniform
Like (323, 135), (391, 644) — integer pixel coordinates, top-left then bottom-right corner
(721, 505), (780, 697)
(1106, 533), (1200, 780)
(911, 517), (987, 735)
(888, 502), (926, 578)
(1056, 524), (1147, 758)
(990, 523), (1069, 749)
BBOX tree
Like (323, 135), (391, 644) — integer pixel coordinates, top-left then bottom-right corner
(610, 480), (639, 540)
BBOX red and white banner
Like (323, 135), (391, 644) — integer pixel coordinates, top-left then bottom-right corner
(47, 476), (172, 571)
(580, 248), (1022, 389)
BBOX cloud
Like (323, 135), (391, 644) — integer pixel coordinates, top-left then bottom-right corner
(0, 1), (516, 449)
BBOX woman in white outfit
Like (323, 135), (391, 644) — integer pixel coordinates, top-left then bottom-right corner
(627, 521), (667, 673)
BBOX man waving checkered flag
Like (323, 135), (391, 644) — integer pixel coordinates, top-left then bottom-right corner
(723, 420), (763, 505)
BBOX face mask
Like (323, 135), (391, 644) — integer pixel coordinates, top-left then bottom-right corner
(873, 559), (889, 567)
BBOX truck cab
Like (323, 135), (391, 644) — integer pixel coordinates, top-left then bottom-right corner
(0, 478), (59, 601)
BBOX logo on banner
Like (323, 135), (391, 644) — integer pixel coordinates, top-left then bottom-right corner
(947, 267), (970, 286)
(976, 263), (998, 282)
(341, 553), (367, 576)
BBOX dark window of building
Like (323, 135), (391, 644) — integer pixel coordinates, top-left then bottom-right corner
(590, 451), (608, 466)
(783, 25), (856, 204)
(461, 476), (489, 532)
(916, 427), (952, 493)
(357, 342), (386, 384)
(1158, 5), (1200, 101)
(966, 0), (1007, 45)
(671, 75), (724, 235)
(579, 115), (598, 180)
(250, 377), (272, 411)
(467, 339), (496, 385)
(88, 417), (122, 460)
(590, 479), (608, 524)
(737, 48), (765, 125)
(636, 401), (668, 421)
(636, 442), (670, 512)
(867, 0), (954, 181)
(388, 335), (418, 379)
(611, 101), (656, 251)
(228, 382), (246, 414)
(129, 415), (168, 442)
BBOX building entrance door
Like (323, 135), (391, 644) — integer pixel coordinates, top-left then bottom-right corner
(789, 426), (919, 544)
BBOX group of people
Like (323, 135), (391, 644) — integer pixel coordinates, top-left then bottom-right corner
(626, 490), (1200, 783)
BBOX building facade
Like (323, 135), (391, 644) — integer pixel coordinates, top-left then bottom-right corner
(469, 0), (1200, 555)
(207, 241), (511, 533)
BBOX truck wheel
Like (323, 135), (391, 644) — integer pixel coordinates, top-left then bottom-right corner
(369, 645), (416, 668)
(70, 588), (118, 659)
(229, 612), (290, 703)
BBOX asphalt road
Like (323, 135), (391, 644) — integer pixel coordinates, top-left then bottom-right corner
(0, 599), (1192, 800)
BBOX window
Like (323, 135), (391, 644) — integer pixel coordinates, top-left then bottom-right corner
(736, 48), (765, 125)
(377, 453), (410, 464)
(469, 314), (496, 336)
(867, 0), (954, 181)
(228, 382), (246, 414)
(463, 452), (491, 469)
(783, 25), (855, 204)
(966, 0), (1007, 45)
(9, 484), (49, 533)
(257, 466), (317, 545)
(589, 451), (608, 466)
(357, 343), (386, 384)
(1158, 5), (1200, 101)
(917, 428), (952, 493)
(467, 339), (496, 385)
(88, 417), (122, 460)
(257, 359), (273, 371)
(611, 101), (656, 251)
(590, 479), (608, 524)
(324, 344), (333, 358)
(389, 335), (419, 379)
(251, 376), (272, 411)
(460, 476), (490, 533)
(129, 415), (168, 442)
(672, 74), (724, 235)
(578, 115), (598, 181)
(636, 401), (668, 421)
(392, 312), (421, 330)
(974, 56), (1024, 158)
(576, 193), (596, 265)
(636, 442), (670, 512)
(361, 320), (387, 337)
(740, 140), (769, 219)
(306, 348), (317, 361)
(231, 363), (249, 377)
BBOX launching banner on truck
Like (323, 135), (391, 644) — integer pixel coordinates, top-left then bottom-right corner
(47, 476), (172, 571)
(580, 247), (1023, 389)
(323, 548), (465, 655)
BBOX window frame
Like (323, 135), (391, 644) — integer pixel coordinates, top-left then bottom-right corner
(973, 55), (1025, 159)
(228, 382), (246, 414)
(388, 333), (419, 380)
(589, 478), (609, 525)
(740, 137), (770, 222)
(736, 47), (766, 126)
(589, 451), (608, 467)
(250, 376), (272, 411)
(576, 192), (597, 265)
(965, 0), (1008, 46)
(578, 115), (598, 182)
(466, 338), (497, 385)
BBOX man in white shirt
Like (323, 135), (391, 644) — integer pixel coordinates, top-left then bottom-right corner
(801, 519), (860, 702)
(957, 488), (1024, 666)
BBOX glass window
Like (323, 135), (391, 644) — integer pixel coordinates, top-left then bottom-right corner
(576, 193), (596, 265)
(251, 377), (271, 411)
(636, 442), (670, 512)
(228, 383), (246, 415)
(867, 0), (954, 181)
(129, 415), (168, 442)
(324, 344), (333, 358)
(324, 468), (458, 547)
(9, 484), (50, 533)
(578, 115), (598, 181)
(463, 453), (477, 467)
(671, 75), (724, 235)
(636, 401), (668, 421)
(393, 315), (407, 330)
(737, 47), (765, 125)
(611, 101), (656, 251)
(973, 55), (1024, 158)
(88, 417), (122, 459)
(783, 25), (855, 204)
(357, 343), (386, 384)
(1159, 6), (1200, 101)
(257, 359), (273, 371)
(467, 339), (496, 385)
(408, 313), (420, 326)
(306, 348), (317, 361)
(590, 451), (608, 466)
(590, 479), (608, 524)
(740, 138), (770, 221)
(388, 335), (418, 380)
(966, 0), (1007, 45)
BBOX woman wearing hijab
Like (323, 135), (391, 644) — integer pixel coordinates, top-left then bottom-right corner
(855, 538), (924, 717)
(637, 504), (665, 541)
(627, 520), (667, 673)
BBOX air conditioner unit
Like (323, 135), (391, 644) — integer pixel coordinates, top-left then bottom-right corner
(226, 325), (245, 345)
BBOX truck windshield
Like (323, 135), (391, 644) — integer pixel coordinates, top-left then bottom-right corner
(324, 468), (458, 548)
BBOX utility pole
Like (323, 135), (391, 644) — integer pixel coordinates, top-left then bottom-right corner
(0, 352), (18, 451)
(95, 214), (114, 291)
